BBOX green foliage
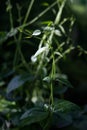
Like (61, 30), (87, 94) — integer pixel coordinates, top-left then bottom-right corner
(0, 0), (87, 130)
(67, 0), (87, 25)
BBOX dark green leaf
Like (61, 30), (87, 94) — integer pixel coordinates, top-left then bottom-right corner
(0, 116), (4, 127)
(7, 74), (35, 93)
(53, 99), (80, 113)
(53, 113), (72, 128)
(7, 76), (25, 94)
(55, 75), (73, 88)
(54, 86), (68, 94)
(0, 32), (8, 44)
(20, 107), (48, 126)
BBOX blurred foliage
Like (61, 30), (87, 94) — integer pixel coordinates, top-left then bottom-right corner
(0, 0), (87, 130)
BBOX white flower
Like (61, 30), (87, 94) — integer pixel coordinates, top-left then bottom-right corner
(54, 29), (61, 36)
(31, 46), (48, 63)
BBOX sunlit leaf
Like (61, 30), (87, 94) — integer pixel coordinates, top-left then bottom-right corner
(54, 52), (63, 57)
(41, 21), (53, 25)
(42, 2), (49, 7)
(59, 25), (66, 34)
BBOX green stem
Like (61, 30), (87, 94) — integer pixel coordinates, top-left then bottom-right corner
(14, 0), (35, 71)
(54, 0), (66, 25)
(50, 82), (54, 106)
(50, 55), (56, 106)
(23, 0), (35, 24)
(8, 0), (13, 29)
(19, 0), (35, 40)
(16, 4), (22, 26)
(17, 1), (57, 29)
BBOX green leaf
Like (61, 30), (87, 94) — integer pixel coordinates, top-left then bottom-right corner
(0, 32), (8, 44)
(59, 25), (66, 34)
(42, 2), (49, 7)
(0, 81), (5, 87)
(7, 74), (35, 93)
(0, 99), (15, 111)
(20, 107), (48, 126)
(54, 86), (68, 94)
(54, 0), (66, 25)
(55, 74), (73, 88)
(7, 76), (25, 94)
(6, 1), (12, 12)
(57, 78), (72, 88)
(53, 113), (72, 128)
(54, 52), (63, 57)
(41, 21), (53, 25)
(53, 99), (80, 113)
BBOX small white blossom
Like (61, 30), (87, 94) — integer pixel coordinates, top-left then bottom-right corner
(31, 46), (48, 63)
